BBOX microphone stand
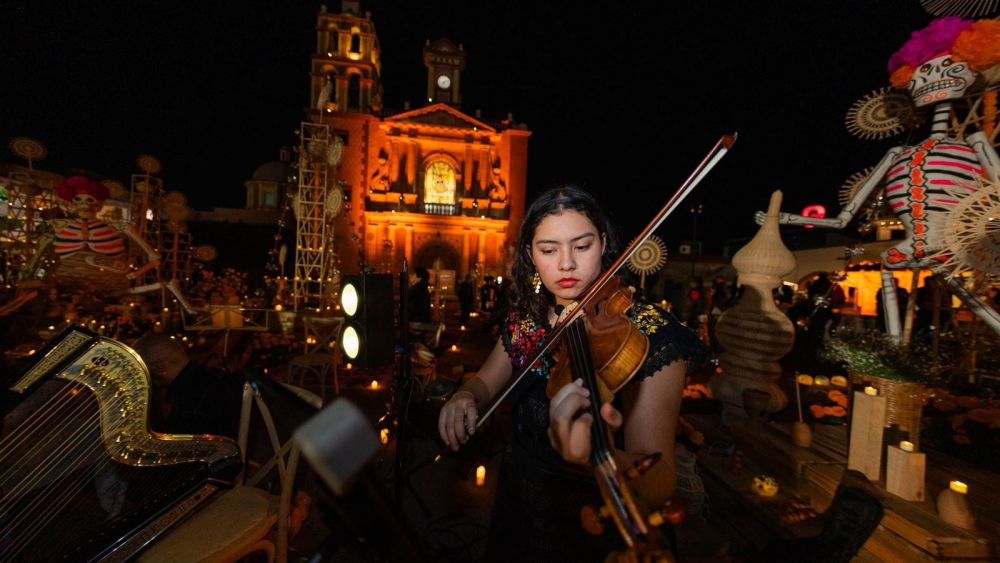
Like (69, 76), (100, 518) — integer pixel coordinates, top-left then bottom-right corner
(387, 258), (431, 516)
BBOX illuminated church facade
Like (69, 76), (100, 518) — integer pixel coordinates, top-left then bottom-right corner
(309, 2), (530, 288)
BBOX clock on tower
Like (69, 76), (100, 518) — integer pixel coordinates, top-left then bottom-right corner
(423, 38), (465, 106)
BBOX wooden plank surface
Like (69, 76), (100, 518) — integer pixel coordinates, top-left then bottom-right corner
(687, 414), (997, 561)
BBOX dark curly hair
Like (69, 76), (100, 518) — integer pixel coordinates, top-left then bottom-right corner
(512, 186), (619, 323)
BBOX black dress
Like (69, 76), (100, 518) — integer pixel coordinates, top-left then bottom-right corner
(487, 300), (706, 562)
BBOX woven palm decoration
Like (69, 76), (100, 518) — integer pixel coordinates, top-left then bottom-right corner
(926, 177), (1000, 281)
(920, 0), (1000, 17)
(136, 154), (162, 175)
(8, 138), (46, 162)
(845, 87), (920, 140)
(627, 235), (667, 289)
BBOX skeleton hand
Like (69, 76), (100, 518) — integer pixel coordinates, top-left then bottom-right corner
(755, 211), (800, 226)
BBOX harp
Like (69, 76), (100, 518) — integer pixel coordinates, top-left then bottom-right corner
(0, 327), (241, 562)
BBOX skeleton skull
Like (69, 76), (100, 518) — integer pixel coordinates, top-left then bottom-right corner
(70, 193), (100, 217)
(907, 54), (976, 107)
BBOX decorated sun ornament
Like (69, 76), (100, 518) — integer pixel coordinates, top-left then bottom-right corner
(927, 177), (1000, 281)
(627, 235), (667, 289)
(102, 179), (128, 201)
(845, 87), (919, 140)
(755, 17), (1000, 339)
(921, 0), (1000, 17)
(9, 138), (47, 163)
(840, 167), (894, 233)
(839, 167), (879, 206)
(136, 154), (162, 175)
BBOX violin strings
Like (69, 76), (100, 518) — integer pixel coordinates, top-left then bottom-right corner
(566, 319), (612, 465)
(565, 317), (641, 540)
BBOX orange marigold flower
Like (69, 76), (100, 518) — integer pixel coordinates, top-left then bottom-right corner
(890, 65), (915, 89)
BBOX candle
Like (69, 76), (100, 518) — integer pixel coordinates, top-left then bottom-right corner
(460, 325), (466, 331)
(451, 344), (458, 351)
(900, 441), (914, 453)
(274, 304), (283, 311)
(380, 428), (390, 445)
(476, 465), (486, 487)
(950, 480), (968, 494)
(864, 386), (878, 396)
(370, 380), (379, 390)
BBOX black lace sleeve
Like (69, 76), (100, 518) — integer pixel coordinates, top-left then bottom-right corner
(629, 301), (708, 380)
(499, 311), (519, 360)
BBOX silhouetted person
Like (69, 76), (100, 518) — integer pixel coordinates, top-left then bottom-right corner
(480, 275), (496, 312)
(914, 276), (952, 339)
(458, 274), (475, 326)
(407, 267), (432, 323)
(133, 333), (243, 438)
(876, 277), (909, 332)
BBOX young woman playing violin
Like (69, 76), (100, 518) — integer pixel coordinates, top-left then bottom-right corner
(438, 186), (706, 562)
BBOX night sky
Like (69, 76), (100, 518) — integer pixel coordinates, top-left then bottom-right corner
(3, 1), (934, 251)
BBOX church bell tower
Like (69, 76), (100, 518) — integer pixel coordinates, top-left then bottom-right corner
(423, 38), (465, 107)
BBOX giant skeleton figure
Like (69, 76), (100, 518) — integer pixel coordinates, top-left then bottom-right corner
(20, 176), (197, 312)
(756, 18), (1000, 337)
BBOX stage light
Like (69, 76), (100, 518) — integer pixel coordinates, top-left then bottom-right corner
(341, 282), (359, 316)
(343, 326), (360, 359)
(340, 274), (394, 369)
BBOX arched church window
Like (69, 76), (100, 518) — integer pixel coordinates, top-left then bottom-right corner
(348, 74), (360, 110)
(423, 161), (457, 205)
(329, 31), (339, 55)
(326, 71), (337, 102)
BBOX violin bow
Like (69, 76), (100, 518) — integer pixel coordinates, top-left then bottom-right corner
(476, 133), (737, 429)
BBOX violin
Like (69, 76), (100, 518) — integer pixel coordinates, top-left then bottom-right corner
(555, 291), (675, 561)
(545, 276), (648, 405)
(476, 134), (736, 427)
(472, 134), (736, 558)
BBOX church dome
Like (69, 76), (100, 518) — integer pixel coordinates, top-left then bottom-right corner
(250, 161), (292, 183)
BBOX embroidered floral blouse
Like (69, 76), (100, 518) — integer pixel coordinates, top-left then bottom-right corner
(499, 299), (707, 470)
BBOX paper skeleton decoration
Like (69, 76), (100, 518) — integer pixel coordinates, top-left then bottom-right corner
(757, 18), (1000, 337)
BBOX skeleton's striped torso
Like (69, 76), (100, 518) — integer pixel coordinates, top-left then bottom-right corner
(883, 137), (983, 266)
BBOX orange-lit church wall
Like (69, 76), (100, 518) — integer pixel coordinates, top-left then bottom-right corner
(318, 105), (529, 284)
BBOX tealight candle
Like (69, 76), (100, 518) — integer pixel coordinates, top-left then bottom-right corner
(950, 480), (968, 494)
(476, 465), (486, 487)
(900, 441), (914, 453)
(864, 386), (878, 396)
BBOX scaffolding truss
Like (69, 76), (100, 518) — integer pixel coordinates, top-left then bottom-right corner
(294, 122), (334, 312)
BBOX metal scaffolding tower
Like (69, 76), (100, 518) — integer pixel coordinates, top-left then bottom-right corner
(294, 123), (334, 313)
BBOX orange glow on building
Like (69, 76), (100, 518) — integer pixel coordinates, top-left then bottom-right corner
(309, 5), (529, 285)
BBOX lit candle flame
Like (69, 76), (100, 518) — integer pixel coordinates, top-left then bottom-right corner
(899, 441), (914, 453)
(476, 465), (486, 487)
(380, 429), (390, 445)
(371, 380), (379, 390)
(864, 386), (878, 396)
(950, 480), (968, 494)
